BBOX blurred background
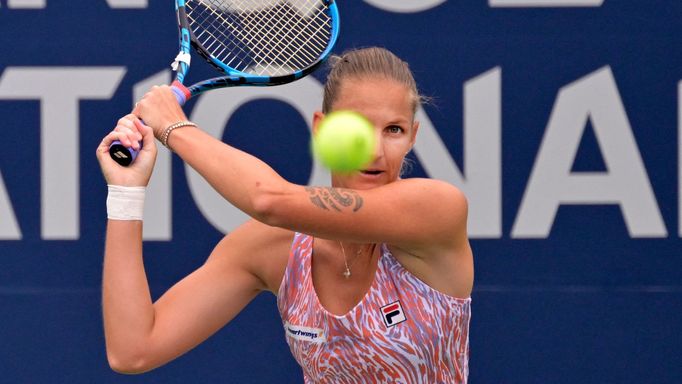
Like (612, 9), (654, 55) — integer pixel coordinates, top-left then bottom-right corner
(1, 0), (681, 382)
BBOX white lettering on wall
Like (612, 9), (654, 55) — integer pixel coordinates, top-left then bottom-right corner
(187, 77), (328, 234)
(512, 66), (667, 238)
(362, 0), (446, 13)
(0, 0), (605, 10)
(0, 169), (21, 239)
(414, 67), (502, 238)
(2, 0), (147, 8)
(0, 67), (125, 239)
(489, 0), (604, 7)
(0, 66), (676, 241)
(106, 0), (147, 8)
(6, 0), (45, 8)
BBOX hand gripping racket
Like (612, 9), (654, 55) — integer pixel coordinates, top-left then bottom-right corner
(110, 0), (340, 166)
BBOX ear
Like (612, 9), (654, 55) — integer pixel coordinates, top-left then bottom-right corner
(312, 111), (325, 136)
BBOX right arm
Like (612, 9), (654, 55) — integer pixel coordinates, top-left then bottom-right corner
(102, 220), (288, 374)
(97, 117), (290, 373)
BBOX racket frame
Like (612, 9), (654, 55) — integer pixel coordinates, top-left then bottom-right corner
(110, 0), (339, 166)
(172, 0), (340, 103)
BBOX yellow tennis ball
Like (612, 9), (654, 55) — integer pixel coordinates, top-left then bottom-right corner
(312, 110), (376, 172)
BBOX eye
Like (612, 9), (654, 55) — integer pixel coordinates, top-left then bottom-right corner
(386, 125), (404, 134)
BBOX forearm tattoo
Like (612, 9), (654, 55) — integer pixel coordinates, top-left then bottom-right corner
(305, 187), (363, 213)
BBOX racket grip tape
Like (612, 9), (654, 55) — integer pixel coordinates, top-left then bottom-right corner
(109, 82), (191, 166)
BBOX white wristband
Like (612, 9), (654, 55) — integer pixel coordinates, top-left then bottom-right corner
(107, 185), (146, 221)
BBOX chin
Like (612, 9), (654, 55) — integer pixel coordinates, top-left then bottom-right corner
(356, 172), (395, 188)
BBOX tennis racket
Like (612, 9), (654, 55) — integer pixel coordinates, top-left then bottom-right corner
(110, 0), (340, 166)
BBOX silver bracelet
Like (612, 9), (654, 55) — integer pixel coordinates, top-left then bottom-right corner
(161, 120), (197, 149)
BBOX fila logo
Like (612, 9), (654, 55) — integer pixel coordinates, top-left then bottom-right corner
(381, 301), (407, 328)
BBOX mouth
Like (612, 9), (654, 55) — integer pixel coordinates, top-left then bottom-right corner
(360, 169), (383, 176)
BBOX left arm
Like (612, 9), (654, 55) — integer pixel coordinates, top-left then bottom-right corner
(131, 86), (467, 251)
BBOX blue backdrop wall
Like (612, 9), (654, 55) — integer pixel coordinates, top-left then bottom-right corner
(1, 0), (681, 383)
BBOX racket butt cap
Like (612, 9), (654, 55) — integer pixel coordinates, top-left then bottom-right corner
(109, 141), (137, 166)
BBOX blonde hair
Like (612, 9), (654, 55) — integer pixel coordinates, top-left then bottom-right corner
(322, 47), (422, 114)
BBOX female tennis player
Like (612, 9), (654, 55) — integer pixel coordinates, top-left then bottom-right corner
(96, 47), (474, 383)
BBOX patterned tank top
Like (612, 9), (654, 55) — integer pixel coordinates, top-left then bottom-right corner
(277, 233), (471, 383)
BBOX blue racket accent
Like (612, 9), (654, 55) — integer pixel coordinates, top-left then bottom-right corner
(111, 0), (340, 166)
(175, 28), (192, 84)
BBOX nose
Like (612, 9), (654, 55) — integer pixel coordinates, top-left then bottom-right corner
(370, 128), (384, 161)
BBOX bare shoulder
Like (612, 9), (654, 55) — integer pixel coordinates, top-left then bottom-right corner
(388, 178), (469, 245)
(206, 219), (294, 295)
(387, 179), (473, 297)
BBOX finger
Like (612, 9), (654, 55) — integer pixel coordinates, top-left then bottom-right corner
(110, 129), (136, 150)
(116, 115), (137, 128)
(113, 125), (142, 150)
(134, 119), (156, 152)
(124, 117), (144, 139)
(105, 130), (129, 148)
(96, 135), (110, 161)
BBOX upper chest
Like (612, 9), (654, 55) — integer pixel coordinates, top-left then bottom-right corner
(310, 243), (381, 316)
(285, 243), (467, 345)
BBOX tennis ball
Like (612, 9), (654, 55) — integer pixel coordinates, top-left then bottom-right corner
(312, 110), (376, 172)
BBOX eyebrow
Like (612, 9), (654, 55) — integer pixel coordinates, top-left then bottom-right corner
(387, 118), (410, 125)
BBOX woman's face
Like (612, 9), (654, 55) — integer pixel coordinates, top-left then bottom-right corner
(313, 77), (419, 190)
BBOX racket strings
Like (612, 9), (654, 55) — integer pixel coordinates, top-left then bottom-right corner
(240, 4), (320, 64)
(186, 0), (333, 76)
(242, 4), (327, 74)
(187, 2), (254, 70)
(230, 1), (331, 73)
